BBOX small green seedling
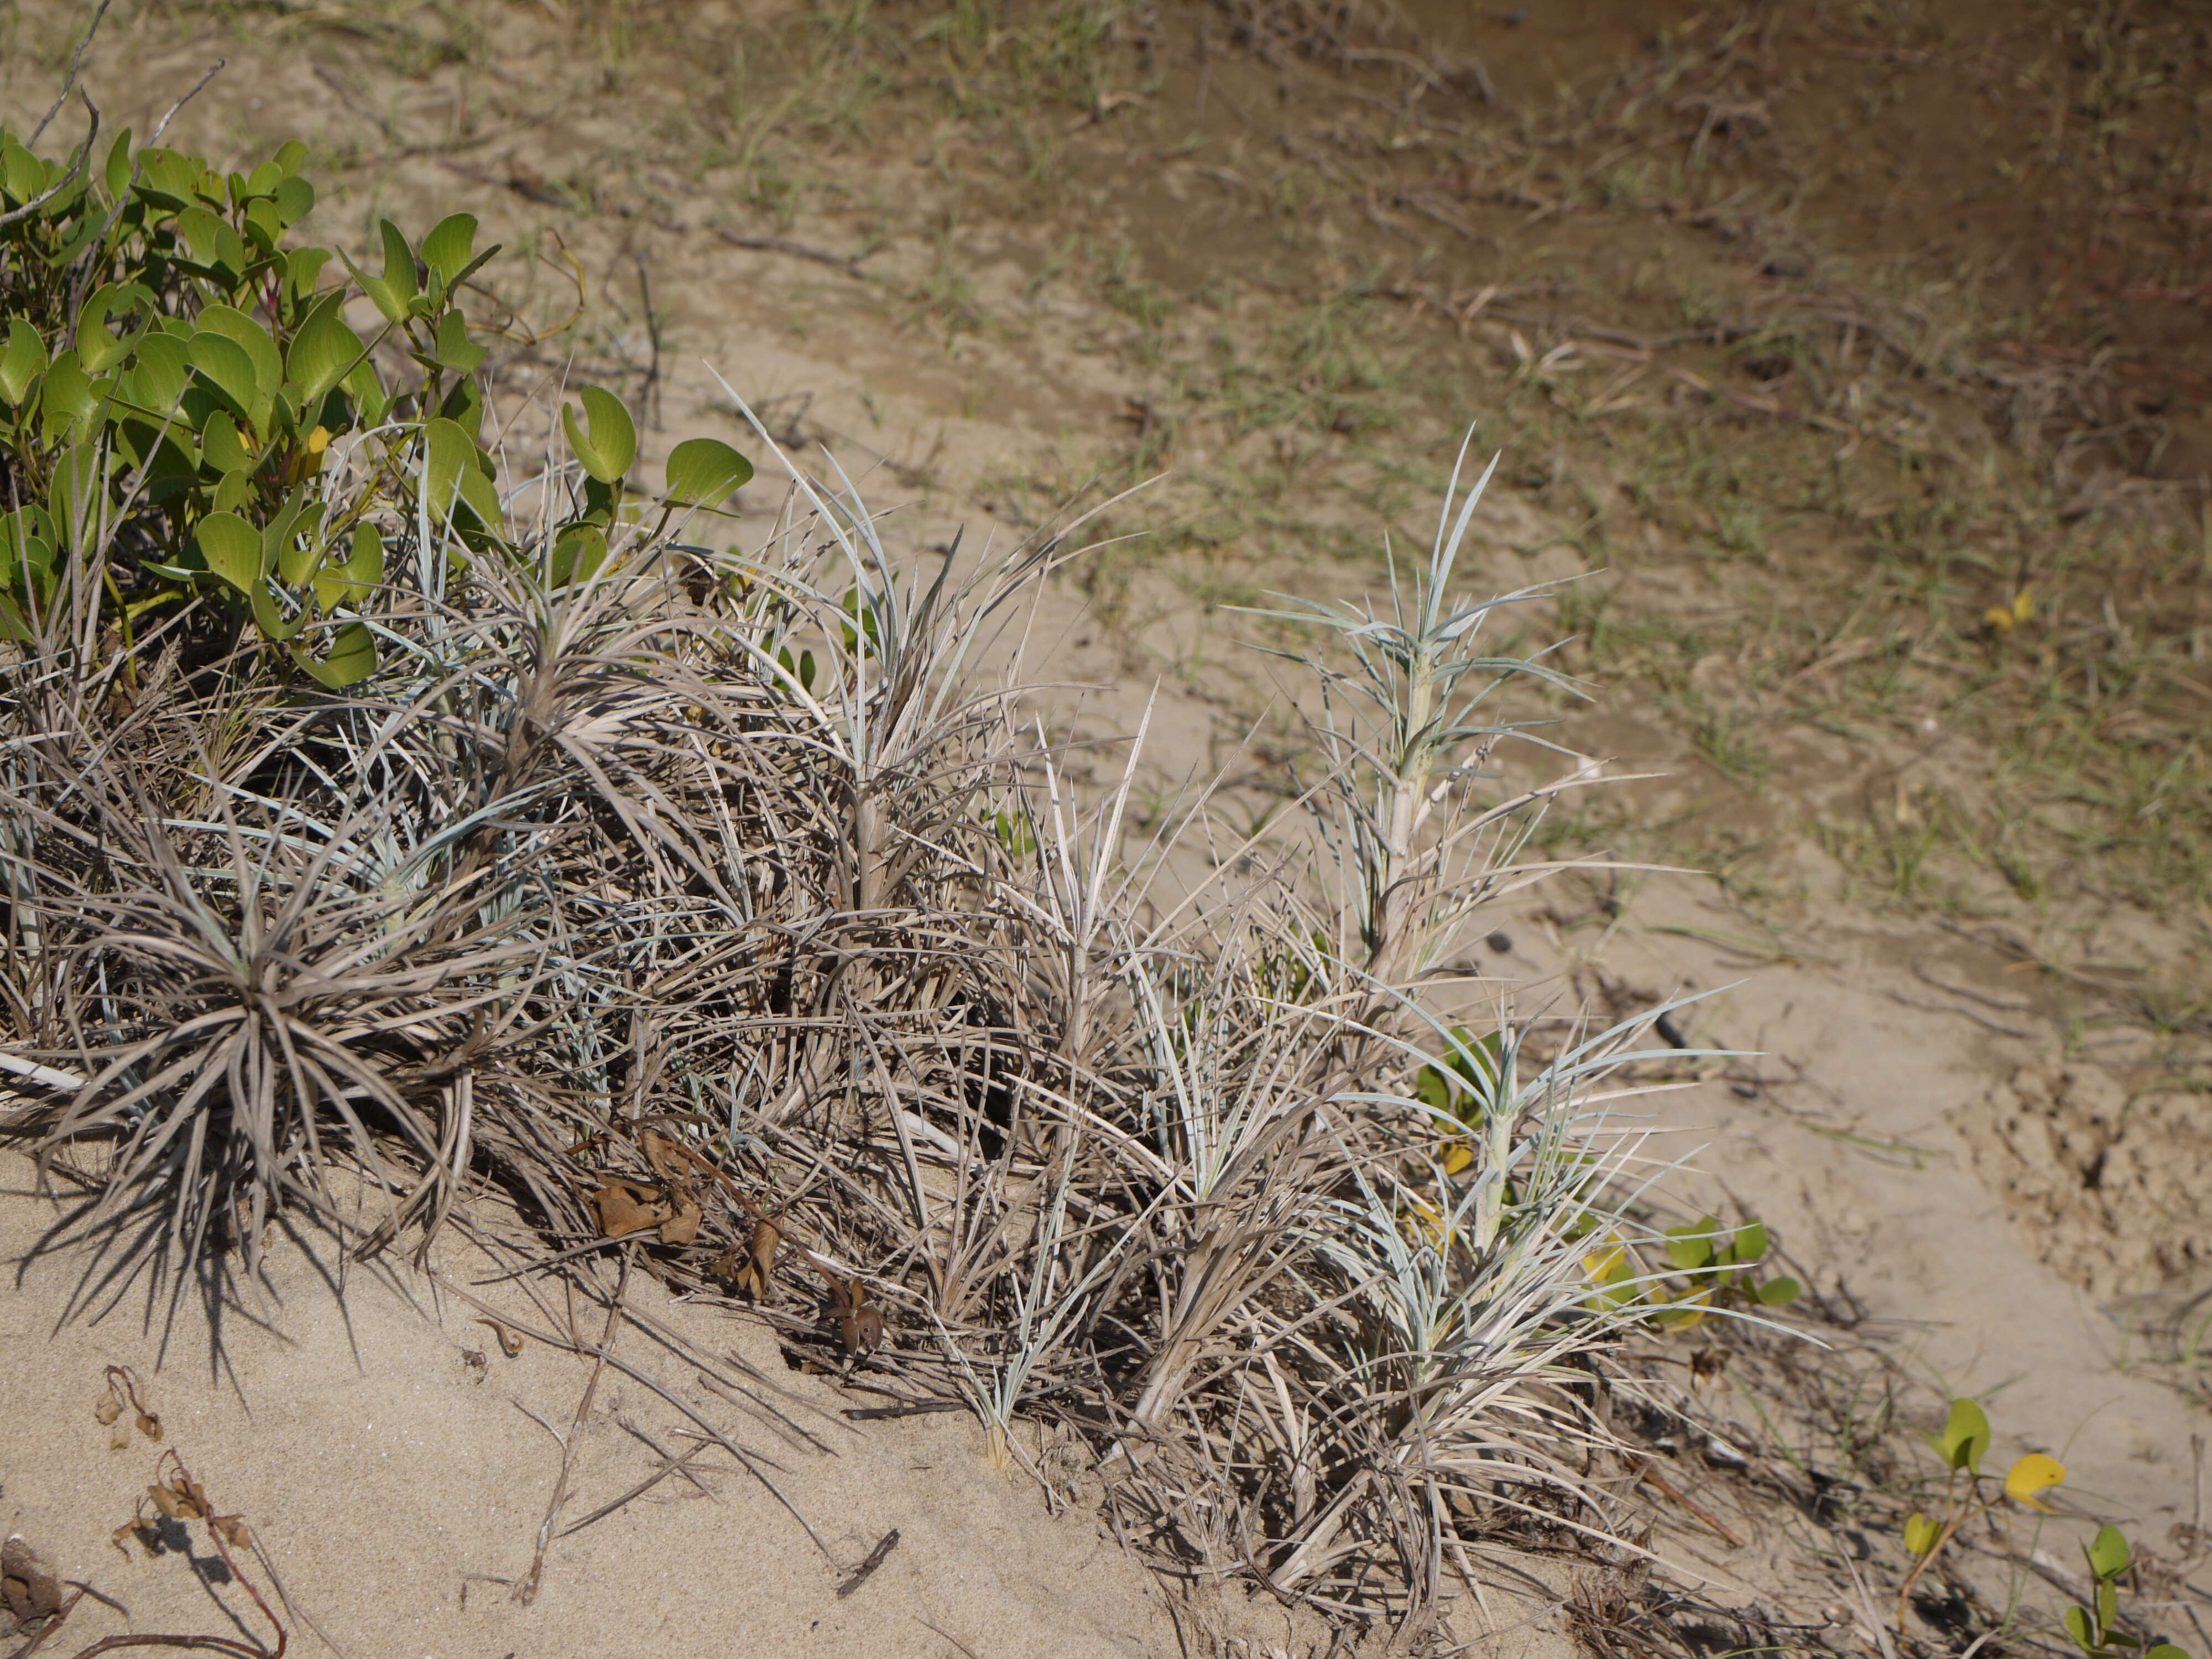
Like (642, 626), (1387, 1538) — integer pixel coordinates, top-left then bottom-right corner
(2064, 1525), (2190, 1659)
(1576, 1213), (1796, 1324)
(1653, 1215), (1799, 1326)
(1893, 1398), (2189, 1659)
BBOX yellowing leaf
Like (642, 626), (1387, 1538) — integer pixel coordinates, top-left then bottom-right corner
(1401, 1198), (1453, 1246)
(1441, 1141), (1472, 1176)
(1905, 1511), (1942, 1557)
(2006, 1452), (2067, 1511)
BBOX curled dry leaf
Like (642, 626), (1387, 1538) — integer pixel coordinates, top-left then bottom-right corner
(589, 1181), (670, 1239)
(97, 1365), (160, 1445)
(210, 1515), (253, 1552)
(743, 1217), (781, 1299)
(640, 1129), (685, 1181)
(817, 1266), (884, 1356)
(148, 1479), (206, 1522)
(2, 1534), (64, 1631)
(477, 1317), (524, 1357)
(841, 1301), (885, 1356)
(660, 1191), (703, 1247)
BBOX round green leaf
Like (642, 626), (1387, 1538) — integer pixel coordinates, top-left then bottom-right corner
(200, 413), (252, 476)
(2065, 1606), (2099, 1655)
(2, 139), (45, 205)
(196, 512), (264, 593)
(1665, 1220), (1718, 1273)
(424, 418), (473, 506)
(285, 297), (366, 408)
(319, 522), (384, 611)
(124, 331), (191, 413)
(38, 351), (99, 438)
(195, 307), (283, 403)
(378, 220), (419, 308)
(2087, 1526), (2131, 1583)
(187, 332), (258, 420)
(663, 437), (754, 505)
(290, 620), (378, 688)
(273, 174), (315, 228)
(422, 416), (503, 534)
(1732, 1220), (1769, 1264)
(420, 213), (478, 286)
(562, 385), (636, 484)
(1755, 1275), (1799, 1307)
(102, 129), (133, 200)
(432, 309), (486, 375)
(1937, 1398), (1992, 1475)
(75, 285), (142, 375)
(551, 523), (609, 587)
(0, 320), (49, 406)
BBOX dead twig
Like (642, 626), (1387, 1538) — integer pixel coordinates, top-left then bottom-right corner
(835, 1528), (900, 1598)
(514, 1255), (629, 1604)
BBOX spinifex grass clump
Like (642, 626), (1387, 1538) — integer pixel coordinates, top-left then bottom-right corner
(2, 110), (1713, 1632)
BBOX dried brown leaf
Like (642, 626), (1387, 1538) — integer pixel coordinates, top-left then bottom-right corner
(659, 1192), (703, 1248)
(640, 1129), (685, 1181)
(589, 1181), (669, 1239)
(1, 1535), (62, 1627)
(743, 1218), (781, 1299)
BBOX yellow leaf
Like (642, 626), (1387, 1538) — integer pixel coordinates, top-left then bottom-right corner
(1441, 1141), (1472, 1176)
(2012, 589), (2034, 623)
(1584, 1242), (1626, 1282)
(1984, 605), (2016, 633)
(1905, 1511), (1942, 1556)
(1402, 1198), (1452, 1246)
(2005, 1452), (2067, 1511)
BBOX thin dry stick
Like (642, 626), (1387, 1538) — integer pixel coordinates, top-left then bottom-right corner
(836, 1528), (900, 1598)
(422, 1270), (834, 1560)
(514, 1254), (629, 1605)
(556, 1435), (719, 1538)
(28, 0), (112, 143)
(247, 1540), (350, 1659)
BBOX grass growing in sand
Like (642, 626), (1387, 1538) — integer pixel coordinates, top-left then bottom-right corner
(0, 100), (1740, 1637)
(4, 3), (2211, 1655)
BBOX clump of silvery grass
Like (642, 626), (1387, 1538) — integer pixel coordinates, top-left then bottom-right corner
(1, 392), (1693, 1635)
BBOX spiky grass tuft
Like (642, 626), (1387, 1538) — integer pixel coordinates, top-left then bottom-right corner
(2, 400), (1688, 1626)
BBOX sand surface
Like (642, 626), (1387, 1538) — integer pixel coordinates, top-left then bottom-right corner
(0, 1183), (1215, 1659)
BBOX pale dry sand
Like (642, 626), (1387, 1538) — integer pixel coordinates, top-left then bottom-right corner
(1470, 873), (2211, 1544)
(0, 1173), (1222, 1659)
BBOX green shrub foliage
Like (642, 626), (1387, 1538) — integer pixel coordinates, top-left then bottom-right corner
(0, 122), (748, 683)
